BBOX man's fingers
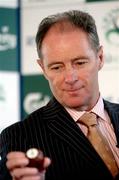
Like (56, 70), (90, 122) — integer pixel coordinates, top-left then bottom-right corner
(43, 157), (51, 169)
(11, 167), (39, 178)
(11, 167), (46, 180)
(6, 152), (29, 170)
(7, 152), (26, 159)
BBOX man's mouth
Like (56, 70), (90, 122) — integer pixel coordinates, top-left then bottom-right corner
(64, 86), (84, 94)
(64, 88), (80, 94)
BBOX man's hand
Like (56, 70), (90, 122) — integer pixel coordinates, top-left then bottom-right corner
(6, 151), (51, 180)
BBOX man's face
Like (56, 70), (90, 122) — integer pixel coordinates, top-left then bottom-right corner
(38, 26), (104, 111)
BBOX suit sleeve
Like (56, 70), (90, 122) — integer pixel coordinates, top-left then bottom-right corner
(0, 128), (12, 180)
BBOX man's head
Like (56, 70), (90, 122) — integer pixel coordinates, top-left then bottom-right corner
(36, 10), (100, 58)
(36, 10), (104, 111)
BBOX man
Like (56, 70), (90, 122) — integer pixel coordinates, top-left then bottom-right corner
(0, 10), (119, 180)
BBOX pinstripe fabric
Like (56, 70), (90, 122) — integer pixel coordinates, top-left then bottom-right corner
(0, 97), (119, 180)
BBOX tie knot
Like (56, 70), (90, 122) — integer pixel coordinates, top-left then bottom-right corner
(79, 112), (97, 127)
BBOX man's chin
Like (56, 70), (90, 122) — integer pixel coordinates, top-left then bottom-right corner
(64, 101), (85, 110)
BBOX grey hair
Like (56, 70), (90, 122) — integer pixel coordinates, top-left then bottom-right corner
(35, 10), (100, 58)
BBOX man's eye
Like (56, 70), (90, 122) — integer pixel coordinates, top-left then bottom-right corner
(76, 61), (87, 65)
(51, 66), (61, 70)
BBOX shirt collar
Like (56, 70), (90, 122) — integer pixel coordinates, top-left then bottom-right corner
(91, 96), (107, 121)
(65, 95), (107, 122)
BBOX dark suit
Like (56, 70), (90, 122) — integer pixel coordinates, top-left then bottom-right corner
(0, 97), (119, 180)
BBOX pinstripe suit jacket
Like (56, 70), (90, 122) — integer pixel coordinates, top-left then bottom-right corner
(0, 97), (119, 180)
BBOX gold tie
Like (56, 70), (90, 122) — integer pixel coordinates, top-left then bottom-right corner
(79, 112), (118, 177)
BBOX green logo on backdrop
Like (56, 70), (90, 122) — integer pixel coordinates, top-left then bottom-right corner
(0, 8), (19, 71)
(0, 26), (16, 51)
(103, 8), (119, 67)
(22, 75), (52, 118)
(103, 8), (119, 46)
(24, 92), (50, 114)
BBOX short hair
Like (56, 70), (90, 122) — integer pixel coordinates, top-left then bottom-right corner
(35, 10), (100, 58)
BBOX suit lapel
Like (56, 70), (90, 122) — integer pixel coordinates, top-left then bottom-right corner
(104, 100), (119, 147)
(44, 97), (107, 165)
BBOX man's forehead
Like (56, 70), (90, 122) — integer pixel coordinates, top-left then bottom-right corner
(46, 20), (79, 34)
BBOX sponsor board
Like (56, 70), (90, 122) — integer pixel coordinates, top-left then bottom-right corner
(86, 0), (118, 2)
(0, 7), (19, 71)
(0, 0), (18, 8)
(0, 72), (20, 133)
(21, 0), (85, 7)
(22, 74), (51, 118)
(86, 2), (119, 103)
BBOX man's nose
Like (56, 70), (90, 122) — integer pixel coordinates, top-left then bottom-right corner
(64, 69), (78, 84)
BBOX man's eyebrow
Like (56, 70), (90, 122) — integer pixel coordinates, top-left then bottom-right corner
(47, 61), (63, 68)
(70, 56), (88, 62)
(71, 56), (89, 61)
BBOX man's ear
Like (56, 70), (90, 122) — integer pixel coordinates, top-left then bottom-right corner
(37, 59), (44, 70)
(37, 59), (48, 79)
(97, 46), (104, 71)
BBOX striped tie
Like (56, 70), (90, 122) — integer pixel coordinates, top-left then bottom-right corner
(79, 112), (118, 177)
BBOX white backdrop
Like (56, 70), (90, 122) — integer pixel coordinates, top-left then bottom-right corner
(0, 0), (20, 133)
